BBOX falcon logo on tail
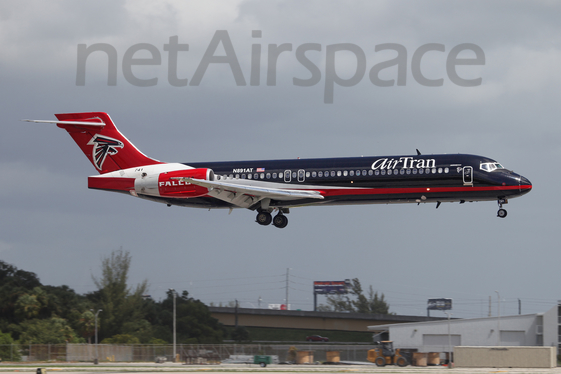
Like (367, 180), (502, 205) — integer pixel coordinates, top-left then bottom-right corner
(87, 134), (124, 170)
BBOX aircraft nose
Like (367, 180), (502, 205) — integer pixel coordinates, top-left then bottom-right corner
(519, 175), (532, 193)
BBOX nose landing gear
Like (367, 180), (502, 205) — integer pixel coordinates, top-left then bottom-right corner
(497, 198), (508, 218)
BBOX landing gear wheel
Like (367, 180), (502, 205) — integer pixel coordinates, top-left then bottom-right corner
(272, 214), (288, 228)
(497, 198), (508, 218)
(256, 212), (272, 226)
(396, 357), (407, 367)
(374, 357), (386, 367)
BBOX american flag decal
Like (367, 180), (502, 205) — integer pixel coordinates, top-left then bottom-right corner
(256, 168), (265, 172)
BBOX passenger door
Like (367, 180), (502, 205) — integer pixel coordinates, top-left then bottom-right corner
(284, 170), (291, 183)
(297, 169), (305, 182)
(463, 166), (473, 186)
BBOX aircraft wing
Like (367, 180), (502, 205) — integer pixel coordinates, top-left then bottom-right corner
(173, 177), (324, 209)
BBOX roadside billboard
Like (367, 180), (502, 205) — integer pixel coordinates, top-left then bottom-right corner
(427, 298), (453, 310)
(313, 279), (351, 295)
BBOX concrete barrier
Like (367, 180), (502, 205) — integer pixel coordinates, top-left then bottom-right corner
(454, 346), (556, 368)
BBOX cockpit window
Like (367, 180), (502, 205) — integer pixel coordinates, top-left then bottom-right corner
(480, 162), (504, 172)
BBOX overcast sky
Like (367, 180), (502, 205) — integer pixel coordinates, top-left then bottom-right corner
(1, 0), (560, 320)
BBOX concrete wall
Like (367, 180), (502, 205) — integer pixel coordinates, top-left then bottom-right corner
(454, 346), (556, 368)
(542, 305), (557, 348)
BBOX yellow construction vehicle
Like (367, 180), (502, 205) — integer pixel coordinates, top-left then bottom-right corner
(367, 341), (408, 367)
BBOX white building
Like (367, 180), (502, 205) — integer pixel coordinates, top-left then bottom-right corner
(368, 304), (559, 354)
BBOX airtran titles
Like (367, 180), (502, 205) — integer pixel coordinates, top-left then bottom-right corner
(371, 157), (436, 170)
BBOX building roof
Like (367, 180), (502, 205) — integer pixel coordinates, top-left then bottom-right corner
(368, 312), (541, 332)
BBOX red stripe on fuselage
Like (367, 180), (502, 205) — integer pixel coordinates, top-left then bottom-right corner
(317, 185), (531, 197)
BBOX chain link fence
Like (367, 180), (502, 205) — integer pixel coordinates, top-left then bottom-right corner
(0, 343), (375, 363)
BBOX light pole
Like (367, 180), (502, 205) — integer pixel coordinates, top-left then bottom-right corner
(90, 309), (102, 364)
(495, 291), (501, 346)
(169, 289), (176, 362)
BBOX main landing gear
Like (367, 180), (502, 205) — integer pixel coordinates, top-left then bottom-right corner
(497, 198), (508, 218)
(256, 210), (289, 228)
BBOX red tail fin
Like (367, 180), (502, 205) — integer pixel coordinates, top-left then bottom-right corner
(54, 112), (163, 174)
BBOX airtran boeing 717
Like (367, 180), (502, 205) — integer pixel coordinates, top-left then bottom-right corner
(25, 112), (532, 228)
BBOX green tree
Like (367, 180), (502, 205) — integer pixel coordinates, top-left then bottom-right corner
(100, 334), (140, 344)
(1, 258), (225, 345)
(42, 285), (93, 328)
(366, 286), (390, 314)
(231, 326), (250, 342)
(76, 310), (95, 343)
(0, 261), (42, 329)
(15, 293), (41, 320)
(10, 317), (84, 344)
(91, 249), (149, 341)
(321, 278), (391, 314)
(151, 290), (224, 344)
(0, 261), (93, 343)
(0, 330), (21, 361)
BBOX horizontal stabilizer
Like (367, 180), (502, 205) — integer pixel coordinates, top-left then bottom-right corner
(22, 119), (105, 127)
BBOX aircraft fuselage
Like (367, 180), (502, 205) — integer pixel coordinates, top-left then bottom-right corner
(141, 153), (531, 211)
